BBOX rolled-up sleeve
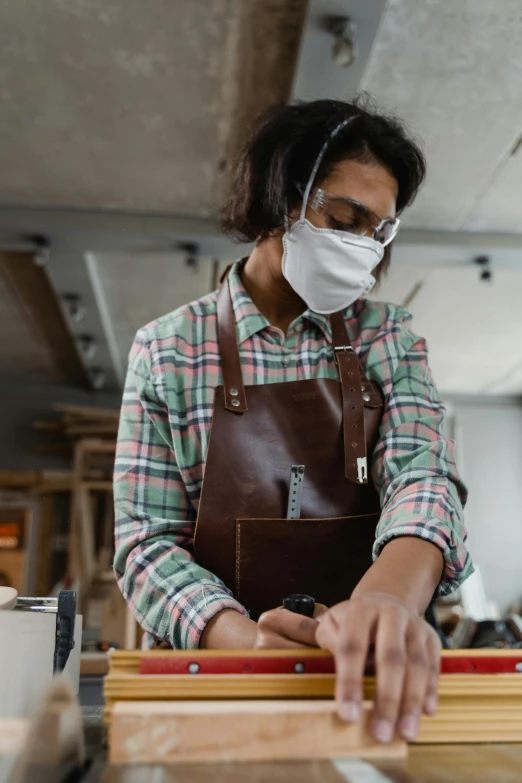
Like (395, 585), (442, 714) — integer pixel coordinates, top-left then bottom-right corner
(370, 328), (473, 596)
(113, 329), (247, 649)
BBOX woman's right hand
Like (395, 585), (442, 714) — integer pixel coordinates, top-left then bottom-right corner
(254, 604), (327, 649)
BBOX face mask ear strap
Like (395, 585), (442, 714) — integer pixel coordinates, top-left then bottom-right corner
(300, 116), (358, 221)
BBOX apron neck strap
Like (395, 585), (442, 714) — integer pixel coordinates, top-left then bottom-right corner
(217, 272), (369, 483)
(217, 270), (248, 413)
(330, 310), (370, 484)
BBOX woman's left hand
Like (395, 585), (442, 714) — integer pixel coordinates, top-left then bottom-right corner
(315, 592), (441, 744)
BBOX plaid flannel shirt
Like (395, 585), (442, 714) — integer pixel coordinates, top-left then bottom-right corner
(114, 261), (472, 649)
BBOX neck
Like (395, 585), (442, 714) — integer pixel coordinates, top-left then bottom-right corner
(240, 235), (306, 333)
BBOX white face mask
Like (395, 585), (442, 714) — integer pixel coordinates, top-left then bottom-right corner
(281, 118), (385, 315)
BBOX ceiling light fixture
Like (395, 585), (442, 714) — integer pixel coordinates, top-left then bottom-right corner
(62, 294), (87, 323)
(475, 255), (493, 285)
(89, 368), (106, 390)
(323, 15), (358, 69)
(179, 242), (200, 271)
(77, 335), (98, 361)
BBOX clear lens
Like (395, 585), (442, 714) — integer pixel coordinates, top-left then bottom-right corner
(309, 188), (400, 246)
(375, 219), (400, 247)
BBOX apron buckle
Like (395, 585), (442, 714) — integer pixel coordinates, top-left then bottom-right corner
(332, 345), (354, 364)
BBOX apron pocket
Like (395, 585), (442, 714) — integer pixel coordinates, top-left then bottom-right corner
(235, 513), (379, 621)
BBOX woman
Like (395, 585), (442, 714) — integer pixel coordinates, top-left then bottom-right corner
(114, 98), (472, 744)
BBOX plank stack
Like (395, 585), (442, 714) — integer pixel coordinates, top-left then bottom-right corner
(104, 648), (522, 763)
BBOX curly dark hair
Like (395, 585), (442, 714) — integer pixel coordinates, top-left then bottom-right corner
(220, 96), (426, 282)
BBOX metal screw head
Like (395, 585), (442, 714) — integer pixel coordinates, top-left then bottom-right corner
(363, 393), (371, 402)
(231, 399), (240, 407)
(188, 662), (200, 674)
(230, 388), (239, 396)
(516, 662), (522, 673)
(294, 662), (306, 674)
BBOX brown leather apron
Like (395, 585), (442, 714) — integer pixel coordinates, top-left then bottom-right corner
(193, 272), (384, 620)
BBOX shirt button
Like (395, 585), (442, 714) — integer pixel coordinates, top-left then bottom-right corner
(281, 357), (290, 368)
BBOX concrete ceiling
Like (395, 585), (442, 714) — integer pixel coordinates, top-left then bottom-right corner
(1, 0), (522, 397)
(0, 0), (306, 213)
(370, 262), (522, 395)
(361, 0), (522, 232)
(87, 251), (219, 384)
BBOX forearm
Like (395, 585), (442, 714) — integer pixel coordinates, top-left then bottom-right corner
(352, 537), (444, 615)
(200, 609), (258, 649)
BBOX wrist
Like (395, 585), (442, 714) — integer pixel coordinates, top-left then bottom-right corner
(200, 608), (257, 649)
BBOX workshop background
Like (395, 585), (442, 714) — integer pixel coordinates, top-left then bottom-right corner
(0, 0), (521, 658)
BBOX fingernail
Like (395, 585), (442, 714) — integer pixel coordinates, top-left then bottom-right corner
(400, 715), (419, 741)
(373, 719), (393, 743)
(338, 701), (361, 723)
(425, 695), (438, 715)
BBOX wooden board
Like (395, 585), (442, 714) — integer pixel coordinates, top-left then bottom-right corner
(109, 700), (406, 764)
(104, 650), (522, 744)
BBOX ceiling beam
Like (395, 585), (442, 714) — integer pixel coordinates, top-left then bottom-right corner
(0, 251), (90, 387)
(291, 0), (388, 101)
(2, 206), (522, 257)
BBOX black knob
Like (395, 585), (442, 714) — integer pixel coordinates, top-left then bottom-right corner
(283, 594), (315, 618)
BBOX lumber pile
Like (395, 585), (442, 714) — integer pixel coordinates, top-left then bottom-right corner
(104, 649), (522, 760)
(34, 404), (119, 456)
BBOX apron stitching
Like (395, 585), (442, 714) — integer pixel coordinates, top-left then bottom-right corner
(236, 522), (241, 598)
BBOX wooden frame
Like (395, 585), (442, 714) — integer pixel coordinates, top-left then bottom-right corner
(104, 650), (522, 745)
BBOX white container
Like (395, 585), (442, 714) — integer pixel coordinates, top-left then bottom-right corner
(0, 611), (82, 718)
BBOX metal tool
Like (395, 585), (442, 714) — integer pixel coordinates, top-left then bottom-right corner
(283, 594), (315, 617)
(54, 591), (77, 673)
(13, 591), (77, 672)
(286, 464), (305, 519)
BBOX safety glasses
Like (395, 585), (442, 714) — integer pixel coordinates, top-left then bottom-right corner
(298, 185), (401, 247)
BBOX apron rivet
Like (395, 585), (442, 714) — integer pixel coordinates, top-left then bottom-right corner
(231, 399), (240, 407)
(363, 393), (371, 402)
(230, 388), (239, 396)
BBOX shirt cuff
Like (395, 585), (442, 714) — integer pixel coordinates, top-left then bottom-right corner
(168, 585), (249, 650)
(372, 519), (474, 597)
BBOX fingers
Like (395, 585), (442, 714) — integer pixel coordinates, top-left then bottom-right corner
(396, 630), (429, 741)
(313, 602), (328, 619)
(316, 596), (442, 744)
(316, 603), (375, 724)
(254, 633), (316, 650)
(256, 607), (319, 648)
(396, 624), (441, 741)
(422, 628), (441, 716)
(372, 605), (408, 743)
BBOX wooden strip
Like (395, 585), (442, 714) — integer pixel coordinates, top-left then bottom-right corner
(109, 700), (406, 764)
(80, 653), (109, 677)
(417, 704), (522, 743)
(103, 671), (522, 704)
(54, 404), (120, 420)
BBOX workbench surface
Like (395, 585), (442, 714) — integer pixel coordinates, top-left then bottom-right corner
(81, 707), (522, 782)
(94, 744), (522, 782)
